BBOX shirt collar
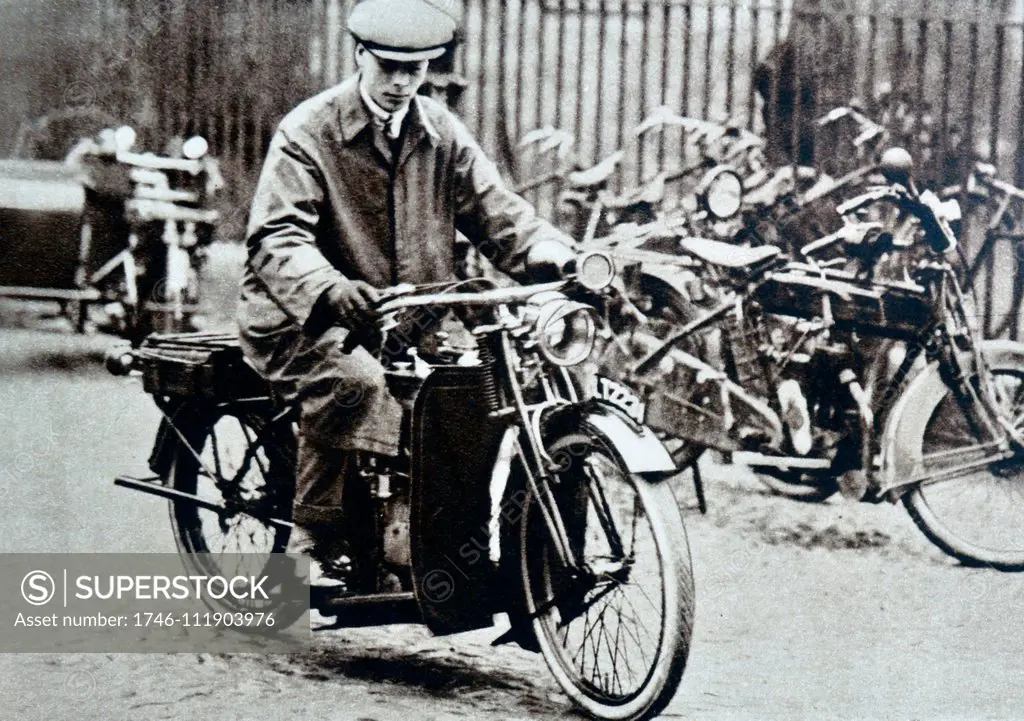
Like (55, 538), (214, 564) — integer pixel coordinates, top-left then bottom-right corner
(359, 78), (410, 131)
(338, 74), (440, 147)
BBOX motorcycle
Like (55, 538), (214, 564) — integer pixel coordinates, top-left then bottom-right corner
(607, 149), (1024, 569)
(107, 251), (696, 721)
(0, 126), (221, 342)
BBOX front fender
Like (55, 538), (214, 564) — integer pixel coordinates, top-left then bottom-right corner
(543, 401), (677, 476)
(631, 262), (698, 309)
(879, 339), (1024, 495)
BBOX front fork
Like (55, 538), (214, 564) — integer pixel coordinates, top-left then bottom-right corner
(164, 220), (196, 324)
(498, 332), (622, 579)
(495, 331), (584, 575)
(937, 334), (1020, 452)
(939, 272), (1023, 450)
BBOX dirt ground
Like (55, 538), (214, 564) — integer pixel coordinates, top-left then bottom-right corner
(2, 254), (1024, 720)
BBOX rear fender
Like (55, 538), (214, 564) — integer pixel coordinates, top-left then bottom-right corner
(879, 339), (1024, 496)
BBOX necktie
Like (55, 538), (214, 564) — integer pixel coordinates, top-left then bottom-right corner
(385, 113), (401, 141)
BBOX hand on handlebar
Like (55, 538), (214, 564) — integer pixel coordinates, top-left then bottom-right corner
(325, 279), (382, 332)
(526, 239), (579, 282)
(336, 283), (423, 354)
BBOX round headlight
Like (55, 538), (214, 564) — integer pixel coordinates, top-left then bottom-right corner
(701, 169), (743, 220)
(536, 299), (597, 367)
(114, 125), (136, 152)
(182, 135), (209, 160)
(577, 250), (616, 291)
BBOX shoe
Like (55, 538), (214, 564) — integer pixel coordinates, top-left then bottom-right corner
(306, 557), (348, 589)
(778, 379), (813, 455)
(838, 469), (870, 501)
(286, 524), (348, 589)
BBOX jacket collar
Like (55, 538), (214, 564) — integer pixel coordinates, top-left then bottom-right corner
(339, 74), (440, 149)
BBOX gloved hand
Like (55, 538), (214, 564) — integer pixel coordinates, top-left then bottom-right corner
(525, 239), (578, 282)
(323, 279), (381, 331)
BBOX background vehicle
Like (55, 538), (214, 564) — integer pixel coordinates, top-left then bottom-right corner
(604, 150), (1024, 569)
(0, 126), (221, 342)
(940, 161), (1024, 339)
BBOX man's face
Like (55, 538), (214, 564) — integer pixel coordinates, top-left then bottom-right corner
(356, 45), (429, 113)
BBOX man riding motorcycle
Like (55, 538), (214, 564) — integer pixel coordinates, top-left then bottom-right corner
(238, 0), (576, 587)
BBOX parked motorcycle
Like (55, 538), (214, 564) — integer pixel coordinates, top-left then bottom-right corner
(515, 112), (748, 246)
(107, 251), (696, 720)
(606, 149), (1024, 569)
(0, 126), (221, 342)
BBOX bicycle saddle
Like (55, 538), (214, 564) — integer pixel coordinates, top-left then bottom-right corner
(676, 236), (782, 269)
(566, 151), (624, 190)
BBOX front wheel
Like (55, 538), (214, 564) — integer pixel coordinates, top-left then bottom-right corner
(520, 429), (694, 720)
(899, 349), (1024, 569)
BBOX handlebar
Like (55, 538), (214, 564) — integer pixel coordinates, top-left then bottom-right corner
(374, 279), (568, 315)
(799, 221), (886, 258)
(817, 106), (887, 145)
(339, 278), (573, 355)
(834, 186), (904, 215)
(114, 150), (208, 175)
(834, 179), (958, 254)
(971, 166), (1024, 200)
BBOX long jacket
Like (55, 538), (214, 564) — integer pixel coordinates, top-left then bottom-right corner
(239, 74), (571, 370)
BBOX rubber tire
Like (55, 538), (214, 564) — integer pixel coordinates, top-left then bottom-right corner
(901, 358), (1024, 570)
(167, 408), (304, 621)
(756, 471), (838, 503)
(521, 427), (695, 720)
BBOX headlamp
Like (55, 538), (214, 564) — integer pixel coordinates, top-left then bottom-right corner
(576, 250), (616, 291)
(114, 126), (136, 152)
(182, 136), (209, 160)
(698, 167), (743, 220)
(535, 297), (598, 367)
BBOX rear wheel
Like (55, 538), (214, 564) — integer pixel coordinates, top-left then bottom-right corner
(902, 357), (1024, 569)
(168, 407), (301, 615)
(756, 470), (838, 502)
(520, 428), (694, 720)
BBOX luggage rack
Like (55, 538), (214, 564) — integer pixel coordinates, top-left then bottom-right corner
(130, 332), (264, 400)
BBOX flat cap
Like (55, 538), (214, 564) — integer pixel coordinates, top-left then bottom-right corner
(348, 0), (457, 62)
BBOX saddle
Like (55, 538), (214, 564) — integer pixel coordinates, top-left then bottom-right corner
(676, 236), (782, 271)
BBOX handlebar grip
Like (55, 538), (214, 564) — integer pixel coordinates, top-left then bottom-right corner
(105, 347), (136, 376)
(339, 285), (413, 354)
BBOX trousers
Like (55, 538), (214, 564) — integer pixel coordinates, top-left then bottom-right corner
(245, 325), (403, 526)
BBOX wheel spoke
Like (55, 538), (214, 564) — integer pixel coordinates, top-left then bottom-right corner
(912, 368), (1024, 563)
(611, 589), (638, 686)
(209, 424), (225, 481)
(525, 435), (689, 710)
(177, 413), (288, 569)
(585, 458), (626, 559)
